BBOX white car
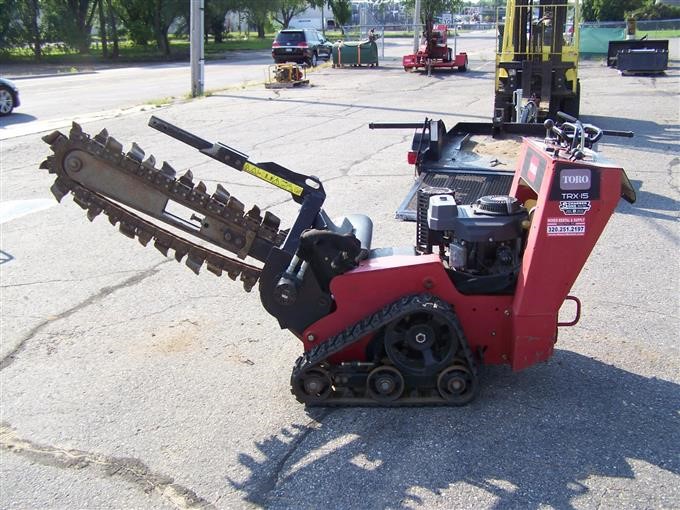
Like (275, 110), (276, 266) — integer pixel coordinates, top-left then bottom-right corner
(0, 78), (21, 116)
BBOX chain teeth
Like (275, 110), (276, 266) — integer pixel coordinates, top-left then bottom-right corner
(179, 170), (194, 188)
(104, 136), (123, 154)
(119, 221), (136, 238)
(226, 196), (244, 214)
(144, 154), (156, 168)
(40, 127), (270, 291)
(160, 161), (176, 178)
(263, 211), (281, 231)
(94, 128), (109, 144)
(127, 142), (145, 162)
(87, 205), (103, 221)
(42, 131), (62, 145)
(50, 178), (71, 202)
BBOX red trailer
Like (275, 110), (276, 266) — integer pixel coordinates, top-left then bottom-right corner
(403, 24), (468, 72)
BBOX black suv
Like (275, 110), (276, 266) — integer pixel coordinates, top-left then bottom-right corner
(272, 29), (332, 66)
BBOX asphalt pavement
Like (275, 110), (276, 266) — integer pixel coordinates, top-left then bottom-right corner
(0, 34), (679, 509)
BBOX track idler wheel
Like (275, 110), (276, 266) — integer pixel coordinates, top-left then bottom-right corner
(366, 366), (404, 403)
(293, 368), (333, 404)
(437, 362), (477, 405)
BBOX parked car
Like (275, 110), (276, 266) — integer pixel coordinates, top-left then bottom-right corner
(272, 29), (332, 67)
(0, 78), (20, 116)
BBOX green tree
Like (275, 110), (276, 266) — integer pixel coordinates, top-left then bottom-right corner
(328, 0), (351, 34)
(272, 0), (310, 29)
(243, 0), (271, 38)
(0, 0), (44, 59)
(42, 0), (98, 54)
(628, 1), (680, 20)
(584, 0), (646, 21)
(115, 0), (187, 55)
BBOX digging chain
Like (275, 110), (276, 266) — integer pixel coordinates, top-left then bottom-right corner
(40, 123), (288, 291)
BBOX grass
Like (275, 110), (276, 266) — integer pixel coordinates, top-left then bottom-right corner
(636, 29), (680, 38)
(0, 34), (275, 65)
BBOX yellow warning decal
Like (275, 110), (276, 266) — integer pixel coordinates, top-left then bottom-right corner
(243, 162), (303, 196)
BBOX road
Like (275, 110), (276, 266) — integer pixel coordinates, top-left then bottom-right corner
(1, 31), (679, 509)
(0, 32), (497, 141)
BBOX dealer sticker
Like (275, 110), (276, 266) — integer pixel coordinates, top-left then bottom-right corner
(559, 200), (591, 215)
(547, 217), (586, 236)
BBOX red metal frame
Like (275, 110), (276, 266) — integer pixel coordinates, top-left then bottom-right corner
(301, 138), (629, 372)
(403, 24), (468, 71)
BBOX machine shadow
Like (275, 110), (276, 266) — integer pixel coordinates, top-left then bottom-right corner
(617, 179), (679, 223)
(581, 114), (678, 156)
(228, 350), (679, 508)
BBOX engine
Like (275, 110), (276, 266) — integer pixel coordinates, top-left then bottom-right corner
(417, 188), (529, 294)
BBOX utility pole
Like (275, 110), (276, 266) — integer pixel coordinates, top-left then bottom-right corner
(412, 0), (421, 54)
(190, 0), (205, 97)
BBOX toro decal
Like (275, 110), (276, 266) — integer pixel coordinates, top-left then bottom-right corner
(550, 165), (600, 202)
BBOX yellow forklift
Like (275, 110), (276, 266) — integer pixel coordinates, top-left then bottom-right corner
(494, 0), (580, 123)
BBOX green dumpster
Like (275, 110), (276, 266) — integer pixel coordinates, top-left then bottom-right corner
(332, 40), (379, 67)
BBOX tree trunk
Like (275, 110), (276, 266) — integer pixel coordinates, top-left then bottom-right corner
(153, 0), (171, 57)
(257, 23), (265, 38)
(29, 0), (41, 61)
(97, 0), (108, 58)
(106, 0), (119, 58)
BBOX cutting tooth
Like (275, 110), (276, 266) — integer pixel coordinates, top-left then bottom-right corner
(161, 161), (176, 178)
(206, 263), (222, 277)
(105, 136), (123, 154)
(73, 194), (91, 210)
(186, 251), (205, 275)
(154, 241), (170, 256)
(226, 196), (244, 213)
(39, 156), (56, 171)
(195, 181), (207, 194)
(242, 276), (257, 292)
(179, 170), (194, 188)
(49, 178), (71, 202)
(263, 211), (281, 231)
(246, 205), (262, 223)
(94, 128), (109, 144)
(119, 221), (136, 238)
(226, 269), (240, 281)
(137, 229), (153, 246)
(42, 131), (63, 145)
(108, 212), (121, 226)
(212, 184), (230, 204)
(143, 154), (156, 169)
(86, 205), (103, 221)
(174, 241), (189, 262)
(127, 142), (145, 162)
(69, 122), (83, 138)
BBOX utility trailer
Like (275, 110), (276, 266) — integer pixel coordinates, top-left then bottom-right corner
(371, 119), (546, 220)
(607, 39), (669, 74)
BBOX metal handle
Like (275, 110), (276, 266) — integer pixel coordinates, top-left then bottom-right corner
(558, 296), (581, 327)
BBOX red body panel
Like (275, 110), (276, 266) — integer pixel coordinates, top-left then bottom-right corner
(302, 138), (628, 371)
(402, 24), (467, 70)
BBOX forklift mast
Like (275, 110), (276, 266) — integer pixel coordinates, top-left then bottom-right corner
(495, 0), (580, 123)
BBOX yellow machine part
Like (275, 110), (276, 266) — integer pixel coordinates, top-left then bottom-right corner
(496, 0), (580, 94)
